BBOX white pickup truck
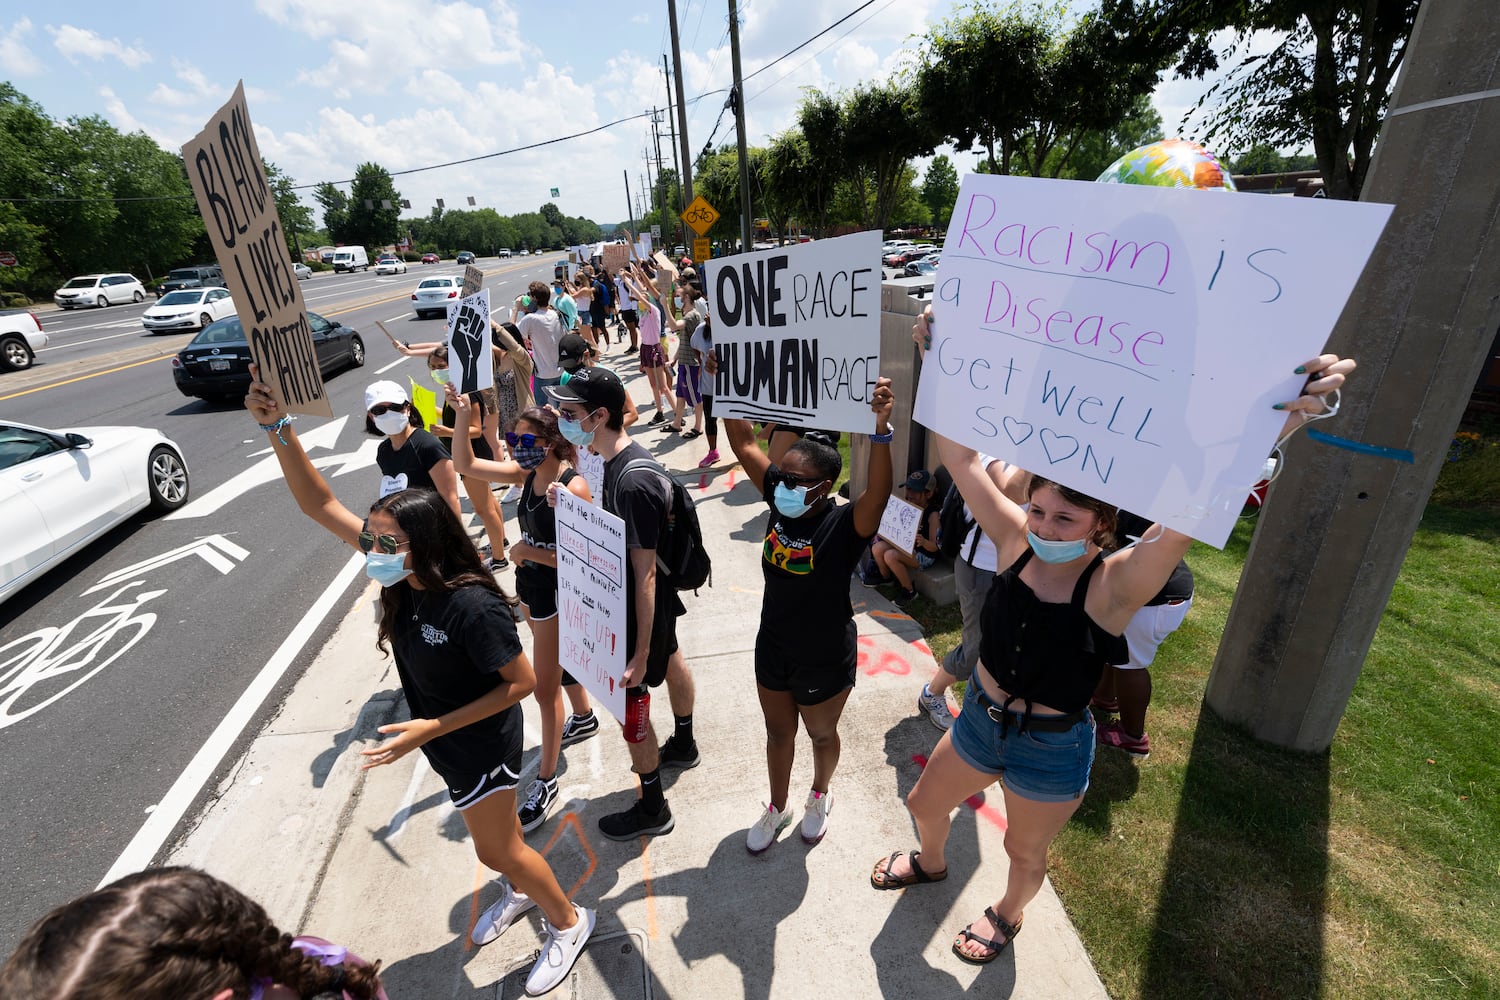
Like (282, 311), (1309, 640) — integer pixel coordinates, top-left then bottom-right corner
(0, 309), (48, 371)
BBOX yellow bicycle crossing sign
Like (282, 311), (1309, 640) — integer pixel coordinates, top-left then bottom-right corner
(681, 196), (720, 236)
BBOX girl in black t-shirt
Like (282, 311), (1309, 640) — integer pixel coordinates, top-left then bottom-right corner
(244, 368), (595, 996)
(720, 377), (896, 855)
(365, 380), (461, 519)
(446, 392), (599, 837)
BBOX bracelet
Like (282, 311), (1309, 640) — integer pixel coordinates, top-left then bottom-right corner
(869, 428), (894, 444)
(259, 414), (293, 445)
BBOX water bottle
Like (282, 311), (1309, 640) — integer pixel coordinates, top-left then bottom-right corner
(624, 688), (650, 744)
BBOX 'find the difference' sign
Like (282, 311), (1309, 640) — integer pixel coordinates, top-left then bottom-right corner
(182, 81), (332, 418)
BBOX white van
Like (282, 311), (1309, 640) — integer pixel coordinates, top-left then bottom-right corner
(331, 247), (369, 272)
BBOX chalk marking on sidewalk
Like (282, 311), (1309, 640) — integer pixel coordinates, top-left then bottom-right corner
(912, 753), (1007, 832)
(542, 812), (598, 900)
(463, 862), (488, 954)
(99, 551), (367, 887)
(640, 839), (659, 939)
(383, 754), (434, 846)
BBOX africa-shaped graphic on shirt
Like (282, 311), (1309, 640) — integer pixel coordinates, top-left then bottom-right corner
(763, 526), (814, 575)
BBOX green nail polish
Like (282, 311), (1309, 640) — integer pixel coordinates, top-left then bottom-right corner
(1272, 403), (1286, 410)
(1294, 366), (1306, 374)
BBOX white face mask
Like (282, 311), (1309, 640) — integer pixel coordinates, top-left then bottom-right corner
(372, 409), (409, 436)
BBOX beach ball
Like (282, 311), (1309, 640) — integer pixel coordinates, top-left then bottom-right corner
(1096, 138), (1236, 191)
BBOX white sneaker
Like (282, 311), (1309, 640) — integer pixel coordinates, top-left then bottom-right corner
(801, 789), (833, 844)
(524, 903), (596, 997)
(918, 684), (955, 731)
(746, 802), (793, 854)
(470, 880), (537, 946)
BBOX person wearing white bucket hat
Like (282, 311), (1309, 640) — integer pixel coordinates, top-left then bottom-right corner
(365, 379), (460, 519)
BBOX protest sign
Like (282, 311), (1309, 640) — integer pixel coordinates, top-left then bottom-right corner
(576, 449), (605, 502)
(461, 264), (484, 298)
(181, 81), (331, 417)
(407, 378), (439, 431)
(704, 230), (882, 433)
(876, 494), (923, 555)
(445, 288), (493, 393)
(652, 252), (678, 281)
(636, 233), (653, 258)
(602, 242), (631, 273)
(915, 174), (1391, 548)
(555, 489), (626, 721)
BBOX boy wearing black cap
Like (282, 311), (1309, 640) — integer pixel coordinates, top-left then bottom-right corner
(548, 367), (699, 840)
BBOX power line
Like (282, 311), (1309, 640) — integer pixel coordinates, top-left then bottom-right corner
(742, 0), (879, 84)
(747, 0), (901, 104)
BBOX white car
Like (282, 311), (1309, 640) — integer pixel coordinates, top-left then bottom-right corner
(375, 257), (408, 275)
(54, 273), (147, 309)
(498, 249), (512, 259)
(141, 288), (236, 334)
(0, 310), (48, 371)
(0, 421), (189, 604)
(411, 276), (462, 319)
(293, 263), (313, 280)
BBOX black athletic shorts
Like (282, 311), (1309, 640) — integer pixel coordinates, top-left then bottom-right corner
(439, 749), (522, 811)
(625, 589), (686, 696)
(754, 629), (857, 706)
(620, 308), (639, 325)
(515, 565), (558, 621)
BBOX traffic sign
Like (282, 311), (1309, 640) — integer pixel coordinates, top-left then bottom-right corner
(681, 196), (719, 236)
(650, 224), (661, 239)
(692, 237), (711, 263)
(0, 251), (16, 267)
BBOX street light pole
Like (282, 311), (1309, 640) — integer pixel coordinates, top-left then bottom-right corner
(727, 0), (752, 253)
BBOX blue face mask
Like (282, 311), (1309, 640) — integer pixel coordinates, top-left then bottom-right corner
(513, 445), (548, 469)
(558, 411), (595, 448)
(773, 482), (820, 518)
(365, 550), (412, 586)
(1026, 530), (1089, 564)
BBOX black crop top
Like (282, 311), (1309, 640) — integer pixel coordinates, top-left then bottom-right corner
(514, 467), (578, 590)
(978, 549), (1129, 714)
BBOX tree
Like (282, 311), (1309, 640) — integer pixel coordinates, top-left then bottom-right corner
(313, 182), (348, 243)
(840, 80), (938, 231)
(921, 155), (959, 228)
(342, 162), (401, 249)
(1098, 0), (1421, 199)
(1229, 142), (1319, 175)
(264, 160), (314, 258)
(793, 90), (846, 238)
(1041, 92), (1164, 182)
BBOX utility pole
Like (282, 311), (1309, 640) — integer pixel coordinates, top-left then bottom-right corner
(667, 0), (693, 204)
(623, 170), (636, 241)
(727, 0), (753, 253)
(663, 53), (685, 248)
(642, 146), (654, 222)
(1207, 0), (1500, 751)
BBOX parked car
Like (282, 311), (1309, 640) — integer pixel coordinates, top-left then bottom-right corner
(411, 276), (462, 319)
(54, 273), (146, 309)
(155, 266), (225, 297)
(141, 288), (236, 334)
(456, 251), (476, 265)
(0, 310), (48, 371)
(498, 248), (512, 259)
(293, 263), (313, 280)
(0, 421), (189, 604)
(331, 247), (370, 272)
(375, 257), (408, 275)
(170, 311), (365, 402)
(421, 253), (440, 264)
(903, 259), (939, 277)
(672, 245), (686, 257)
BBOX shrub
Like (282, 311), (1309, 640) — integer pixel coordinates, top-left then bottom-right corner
(1, 291), (30, 307)
(308, 260), (330, 272)
(401, 251), (421, 262)
(1431, 427), (1500, 508)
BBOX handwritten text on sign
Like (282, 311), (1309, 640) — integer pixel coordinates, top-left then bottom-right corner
(705, 230), (882, 432)
(555, 489), (626, 721)
(181, 82), (331, 417)
(914, 174), (1390, 548)
(876, 495), (923, 555)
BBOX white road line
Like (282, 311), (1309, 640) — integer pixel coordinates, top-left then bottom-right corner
(97, 551), (367, 888)
(374, 357), (407, 375)
(38, 329), (157, 352)
(382, 754), (433, 845)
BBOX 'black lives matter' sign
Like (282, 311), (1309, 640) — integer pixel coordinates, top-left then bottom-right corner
(182, 82), (332, 418)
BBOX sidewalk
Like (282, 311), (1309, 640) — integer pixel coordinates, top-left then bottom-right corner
(166, 354), (1110, 999)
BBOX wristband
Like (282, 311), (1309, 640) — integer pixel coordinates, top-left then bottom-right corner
(259, 414), (293, 445)
(869, 428), (894, 444)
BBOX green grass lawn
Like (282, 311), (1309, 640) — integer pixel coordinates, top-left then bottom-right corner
(905, 502), (1499, 999)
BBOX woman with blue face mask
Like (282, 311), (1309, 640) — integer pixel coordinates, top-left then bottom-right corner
(242, 367), (596, 996)
(718, 377), (896, 854)
(871, 307), (1357, 968)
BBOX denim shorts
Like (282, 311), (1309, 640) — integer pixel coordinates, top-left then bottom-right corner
(949, 683), (1095, 803)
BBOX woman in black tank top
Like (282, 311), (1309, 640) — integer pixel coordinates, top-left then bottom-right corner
(446, 395), (599, 833)
(871, 307), (1359, 967)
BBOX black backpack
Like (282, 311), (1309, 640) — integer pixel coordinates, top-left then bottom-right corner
(617, 458), (712, 593)
(937, 481), (975, 560)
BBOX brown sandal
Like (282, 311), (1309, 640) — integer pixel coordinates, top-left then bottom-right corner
(869, 849), (947, 890)
(952, 907), (1023, 964)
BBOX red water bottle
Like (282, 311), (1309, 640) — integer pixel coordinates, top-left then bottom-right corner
(624, 688), (650, 744)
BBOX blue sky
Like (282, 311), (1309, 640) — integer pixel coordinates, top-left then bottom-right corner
(0, 1), (1226, 227)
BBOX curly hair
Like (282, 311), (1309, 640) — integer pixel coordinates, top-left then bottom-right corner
(0, 867), (383, 1000)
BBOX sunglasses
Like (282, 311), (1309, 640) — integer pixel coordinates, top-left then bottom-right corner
(774, 470), (826, 489)
(358, 531), (409, 554)
(368, 403), (406, 416)
(505, 432), (543, 448)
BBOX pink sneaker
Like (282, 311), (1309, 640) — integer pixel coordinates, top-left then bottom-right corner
(1095, 720), (1150, 759)
(698, 449), (720, 468)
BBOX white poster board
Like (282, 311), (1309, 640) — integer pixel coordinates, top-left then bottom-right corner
(636, 233), (653, 258)
(576, 449), (605, 502)
(705, 230), (882, 432)
(876, 494), (922, 555)
(445, 288), (493, 394)
(914, 174), (1391, 548)
(555, 489), (627, 721)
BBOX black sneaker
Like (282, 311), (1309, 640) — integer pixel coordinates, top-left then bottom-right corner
(518, 778), (559, 833)
(560, 712), (599, 747)
(598, 799), (674, 841)
(658, 734), (700, 770)
(893, 585), (919, 606)
(648, 411), (667, 425)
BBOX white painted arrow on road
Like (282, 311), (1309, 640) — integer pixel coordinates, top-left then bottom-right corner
(84, 534), (250, 594)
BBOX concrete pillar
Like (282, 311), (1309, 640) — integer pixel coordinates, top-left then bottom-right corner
(1205, 1), (1500, 751)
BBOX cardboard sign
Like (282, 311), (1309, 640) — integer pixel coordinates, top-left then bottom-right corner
(461, 264), (484, 298)
(445, 288), (493, 393)
(915, 173), (1392, 547)
(705, 230), (882, 432)
(876, 494), (923, 555)
(602, 243), (631, 273)
(555, 489), (627, 721)
(181, 82), (331, 417)
(652, 252), (678, 281)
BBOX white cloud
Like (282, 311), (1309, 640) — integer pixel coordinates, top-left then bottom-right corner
(0, 16), (43, 76)
(97, 86), (175, 145)
(631, 13), (649, 25)
(147, 63), (220, 108)
(49, 24), (152, 68)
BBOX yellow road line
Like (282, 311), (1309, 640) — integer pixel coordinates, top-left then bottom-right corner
(0, 355), (169, 401)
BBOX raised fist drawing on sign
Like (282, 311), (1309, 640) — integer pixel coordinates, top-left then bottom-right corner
(447, 290), (492, 394)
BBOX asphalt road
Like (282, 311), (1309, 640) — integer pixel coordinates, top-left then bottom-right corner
(0, 255), (557, 953)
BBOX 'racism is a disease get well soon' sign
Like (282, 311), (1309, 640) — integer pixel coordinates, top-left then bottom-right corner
(915, 173), (1391, 548)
